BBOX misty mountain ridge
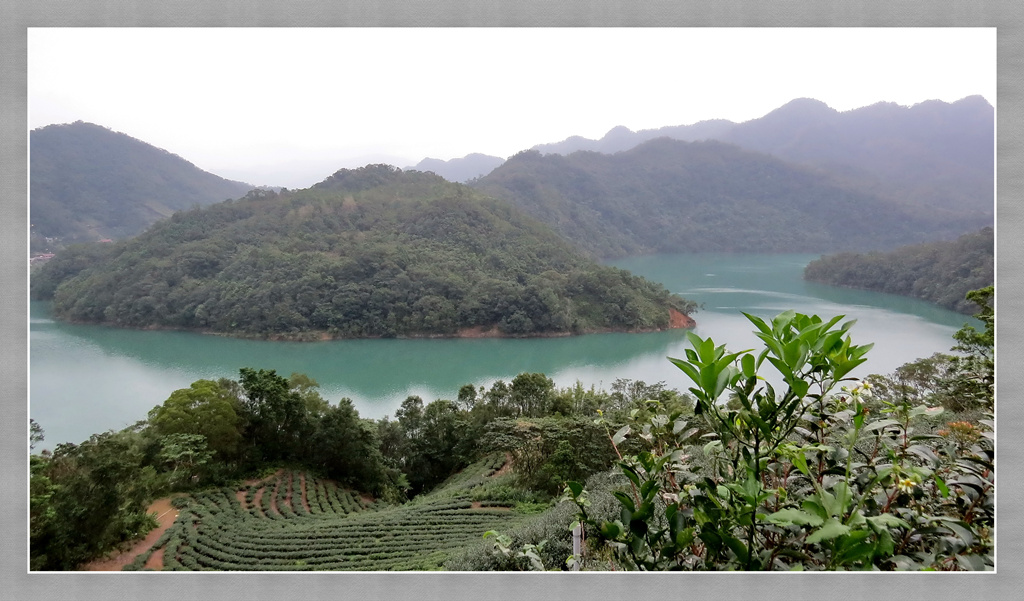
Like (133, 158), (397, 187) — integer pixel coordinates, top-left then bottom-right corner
(30, 94), (992, 255)
(530, 95), (993, 217)
(407, 153), (506, 183)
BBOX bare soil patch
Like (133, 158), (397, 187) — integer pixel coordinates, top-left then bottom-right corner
(270, 478), (282, 516)
(143, 545), (166, 570)
(669, 307), (696, 329)
(492, 452), (514, 477)
(81, 497), (179, 571)
(469, 501), (511, 511)
(252, 486), (266, 518)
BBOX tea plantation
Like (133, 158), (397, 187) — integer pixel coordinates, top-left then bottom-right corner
(124, 455), (525, 571)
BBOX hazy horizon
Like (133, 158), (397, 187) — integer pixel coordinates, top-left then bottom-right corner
(29, 28), (995, 189)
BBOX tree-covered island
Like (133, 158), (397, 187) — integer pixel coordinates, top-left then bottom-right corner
(31, 165), (696, 340)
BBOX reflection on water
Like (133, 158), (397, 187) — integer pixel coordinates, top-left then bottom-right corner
(30, 253), (976, 448)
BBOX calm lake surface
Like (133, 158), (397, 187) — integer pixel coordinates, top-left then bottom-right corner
(30, 253), (977, 448)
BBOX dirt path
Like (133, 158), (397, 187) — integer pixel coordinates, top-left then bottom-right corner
(300, 472), (312, 512)
(81, 497), (179, 571)
(493, 452), (513, 477)
(269, 477), (281, 516)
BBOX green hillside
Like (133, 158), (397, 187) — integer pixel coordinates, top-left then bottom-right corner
(32, 165), (695, 339)
(803, 227), (994, 313)
(30, 121), (254, 244)
(473, 138), (989, 258)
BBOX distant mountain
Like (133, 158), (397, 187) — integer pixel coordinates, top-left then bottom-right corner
(718, 96), (994, 215)
(472, 138), (990, 258)
(531, 96), (994, 217)
(408, 153), (506, 183)
(32, 165), (696, 339)
(804, 227), (993, 314)
(30, 121), (254, 243)
(532, 119), (736, 155)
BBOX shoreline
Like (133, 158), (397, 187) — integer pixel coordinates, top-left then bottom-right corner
(45, 308), (697, 342)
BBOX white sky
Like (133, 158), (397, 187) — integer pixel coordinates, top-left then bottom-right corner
(28, 27), (996, 189)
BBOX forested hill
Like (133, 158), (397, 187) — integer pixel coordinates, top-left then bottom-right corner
(471, 138), (987, 258)
(531, 96), (993, 218)
(30, 121), (254, 244)
(803, 227), (994, 314)
(31, 165), (696, 339)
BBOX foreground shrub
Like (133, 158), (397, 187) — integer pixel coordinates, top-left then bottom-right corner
(565, 310), (994, 570)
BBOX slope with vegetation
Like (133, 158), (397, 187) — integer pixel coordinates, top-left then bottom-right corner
(803, 227), (993, 313)
(30, 121), (253, 246)
(473, 139), (984, 258)
(31, 165), (695, 339)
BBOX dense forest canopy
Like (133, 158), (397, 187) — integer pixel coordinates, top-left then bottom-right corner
(30, 121), (254, 245)
(803, 227), (994, 314)
(31, 165), (695, 339)
(472, 138), (989, 258)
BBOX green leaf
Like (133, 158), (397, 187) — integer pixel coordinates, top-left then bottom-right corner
(791, 450), (812, 477)
(669, 357), (701, 388)
(819, 489), (842, 518)
(612, 425), (630, 446)
(699, 336), (716, 364)
(805, 518), (851, 544)
(765, 508), (824, 527)
(700, 364), (719, 398)
(866, 514), (910, 531)
(934, 474), (950, 498)
(802, 499), (827, 521)
(633, 501), (654, 522)
(906, 444), (940, 467)
(675, 527), (695, 548)
(599, 521), (622, 539)
(744, 312), (772, 336)
(612, 491), (636, 513)
(619, 463), (641, 489)
(565, 481), (583, 499)
(862, 419), (901, 433)
(741, 353), (756, 378)
(722, 532), (749, 563)
(937, 519), (976, 547)
(640, 479), (660, 500)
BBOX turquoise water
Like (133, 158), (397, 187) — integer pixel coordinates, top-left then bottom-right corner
(29, 253), (976, 448)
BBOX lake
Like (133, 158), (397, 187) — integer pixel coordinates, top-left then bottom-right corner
(29, 253), (978, 448)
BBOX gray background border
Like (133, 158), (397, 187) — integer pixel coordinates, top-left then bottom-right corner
(3, 1), (1021, 599)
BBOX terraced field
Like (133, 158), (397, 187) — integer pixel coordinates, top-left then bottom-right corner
(122, 455), (525, 571)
